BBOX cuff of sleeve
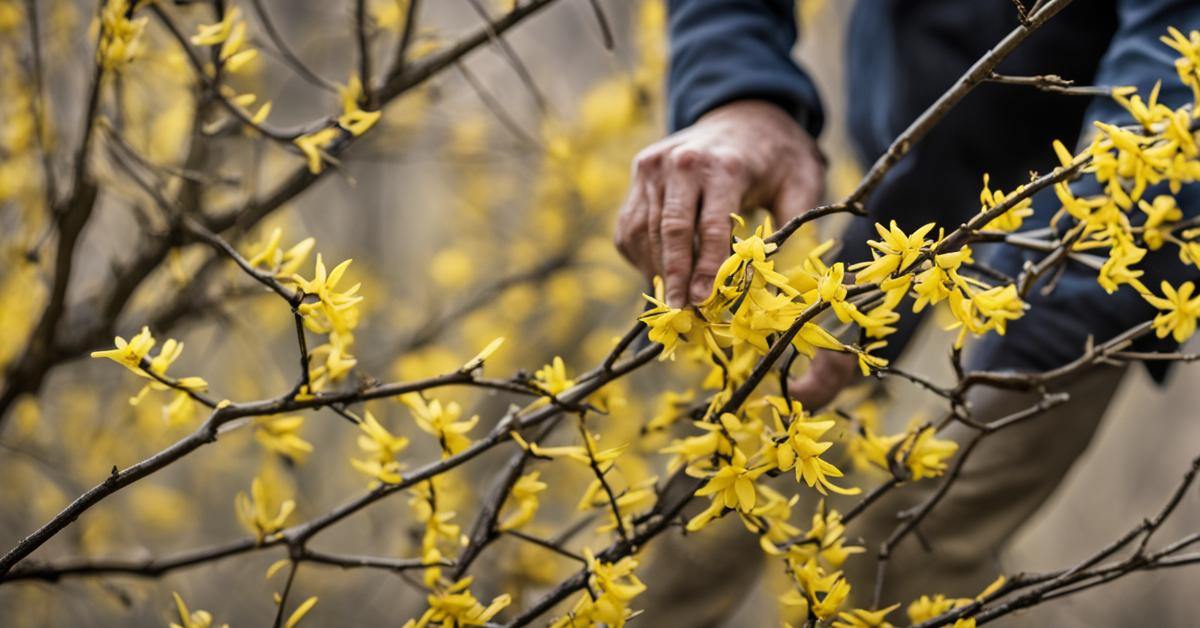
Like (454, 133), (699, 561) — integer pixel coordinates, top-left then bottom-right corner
(668, 66), (824, 137)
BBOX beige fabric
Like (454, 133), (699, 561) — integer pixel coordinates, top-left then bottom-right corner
(635, 364), (1128, 626)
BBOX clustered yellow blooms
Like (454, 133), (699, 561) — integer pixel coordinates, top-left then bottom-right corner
(243, 230), (365, 395)
(1164, 27), (1200, 103)
(675, 398), (858, 535)
(622, 48), (1063, 625)
(783, 502), (864, 568)
(782, 568), (1003, 628)
(532, 355), (575, 396)
(978, 174), (1034, 232)
(498, 471), (547, 530)
(246, 228), (316, 277)
(640, 276), (695, 360)
(905, 576), (1008, 628)
(781, 557), (852, 621)
(404, 576), (511, 628)
(292, 254), (363, 393)
(1027, 33), (1200, 346)
(552, 551), (646, 628)
(190, 6), (258, 72)
(774, 502), (864, 623)
(860, 425), (959, 481)
(234, 470), (295, 543)
(90, 327), (208, 426)
(765, 398), (859, 495)
(1143, 280), (1200, 341)
(350, 410), (409, 484)
(97, 0), (147, 71)
(293, 75), (382, 174)
(190, 7), (273, 126)
(402, 478), (512, 627)
(402, 393), (479, 458)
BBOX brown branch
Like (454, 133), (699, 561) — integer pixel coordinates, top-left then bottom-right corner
(463, 0), (549, 113)
(455, 61), (542, 149)
(299, 548), (449, 572)
(149, 3), (318, 142)
(21, 0), (57, 209)
(0, 0), (568, 433)
(354, 0), (374, 105)
(271, 560), (299, 628)
(451, 419), (559, 579)
(247, 0), (340, 93)
(2, 537), (260, 582)
(912, 455), (1200, 627)
(387, 0), (422, 80)
(504, 529), (587, 563)
(987, 72), (1112, 97)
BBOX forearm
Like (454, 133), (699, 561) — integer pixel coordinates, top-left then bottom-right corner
(667, 0), (823, 135)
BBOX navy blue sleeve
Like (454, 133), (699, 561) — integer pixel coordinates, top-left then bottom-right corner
(666, 0), (824, 135)
(1080, 0), (1199, 130)
(983, 0), (1200, 378)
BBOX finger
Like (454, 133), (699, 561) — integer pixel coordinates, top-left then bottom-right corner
(660, 148), (705, 307)
(615, 184), (655, 281)
(773, 159), (825, 226)
(645, 177), (666, 284)
(788, 351), (857, 410)
(691, 161), (749, 304)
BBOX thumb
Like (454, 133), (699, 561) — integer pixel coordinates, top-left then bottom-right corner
(788, 351), (858, 411)
(772, 160), (825, 226)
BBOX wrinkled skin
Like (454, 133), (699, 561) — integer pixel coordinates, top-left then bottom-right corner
(615, 99), (857, 408)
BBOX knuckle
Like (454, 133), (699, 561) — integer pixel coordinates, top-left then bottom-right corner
(709, 151), (745, 177)
(696, 220), (730, 243)
(663, 256), (692, 276)
(633, 149), (662, 175)
(667, 146), (706, 170)
(660, 214), (694, 240)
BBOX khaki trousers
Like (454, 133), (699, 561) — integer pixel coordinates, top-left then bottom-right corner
(636, 364), (1128, 626)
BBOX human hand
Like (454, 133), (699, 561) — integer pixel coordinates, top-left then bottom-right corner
(614, 99), (826, 307)
(788, 350), (859, 411)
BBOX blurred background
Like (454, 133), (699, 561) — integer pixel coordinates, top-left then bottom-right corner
(0, 0), (1196, 625)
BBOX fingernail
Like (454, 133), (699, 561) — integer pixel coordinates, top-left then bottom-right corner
(667, 290), (686, 309)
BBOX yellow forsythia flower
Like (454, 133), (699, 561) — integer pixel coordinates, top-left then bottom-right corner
(350, 410), (409, 484)
(234, 472), (295, 542)
(406, 577), (511, 628)
(402, 394), (478, 457)
(97, 0), (147, 71)
(497, 471), (547, 530)
(832, 604), (900, 628)
(1141, 280), (1200, 342)
(170, 592), (228, 628)
(639, 276), (696, 360)
(550, 551), (645, 628)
